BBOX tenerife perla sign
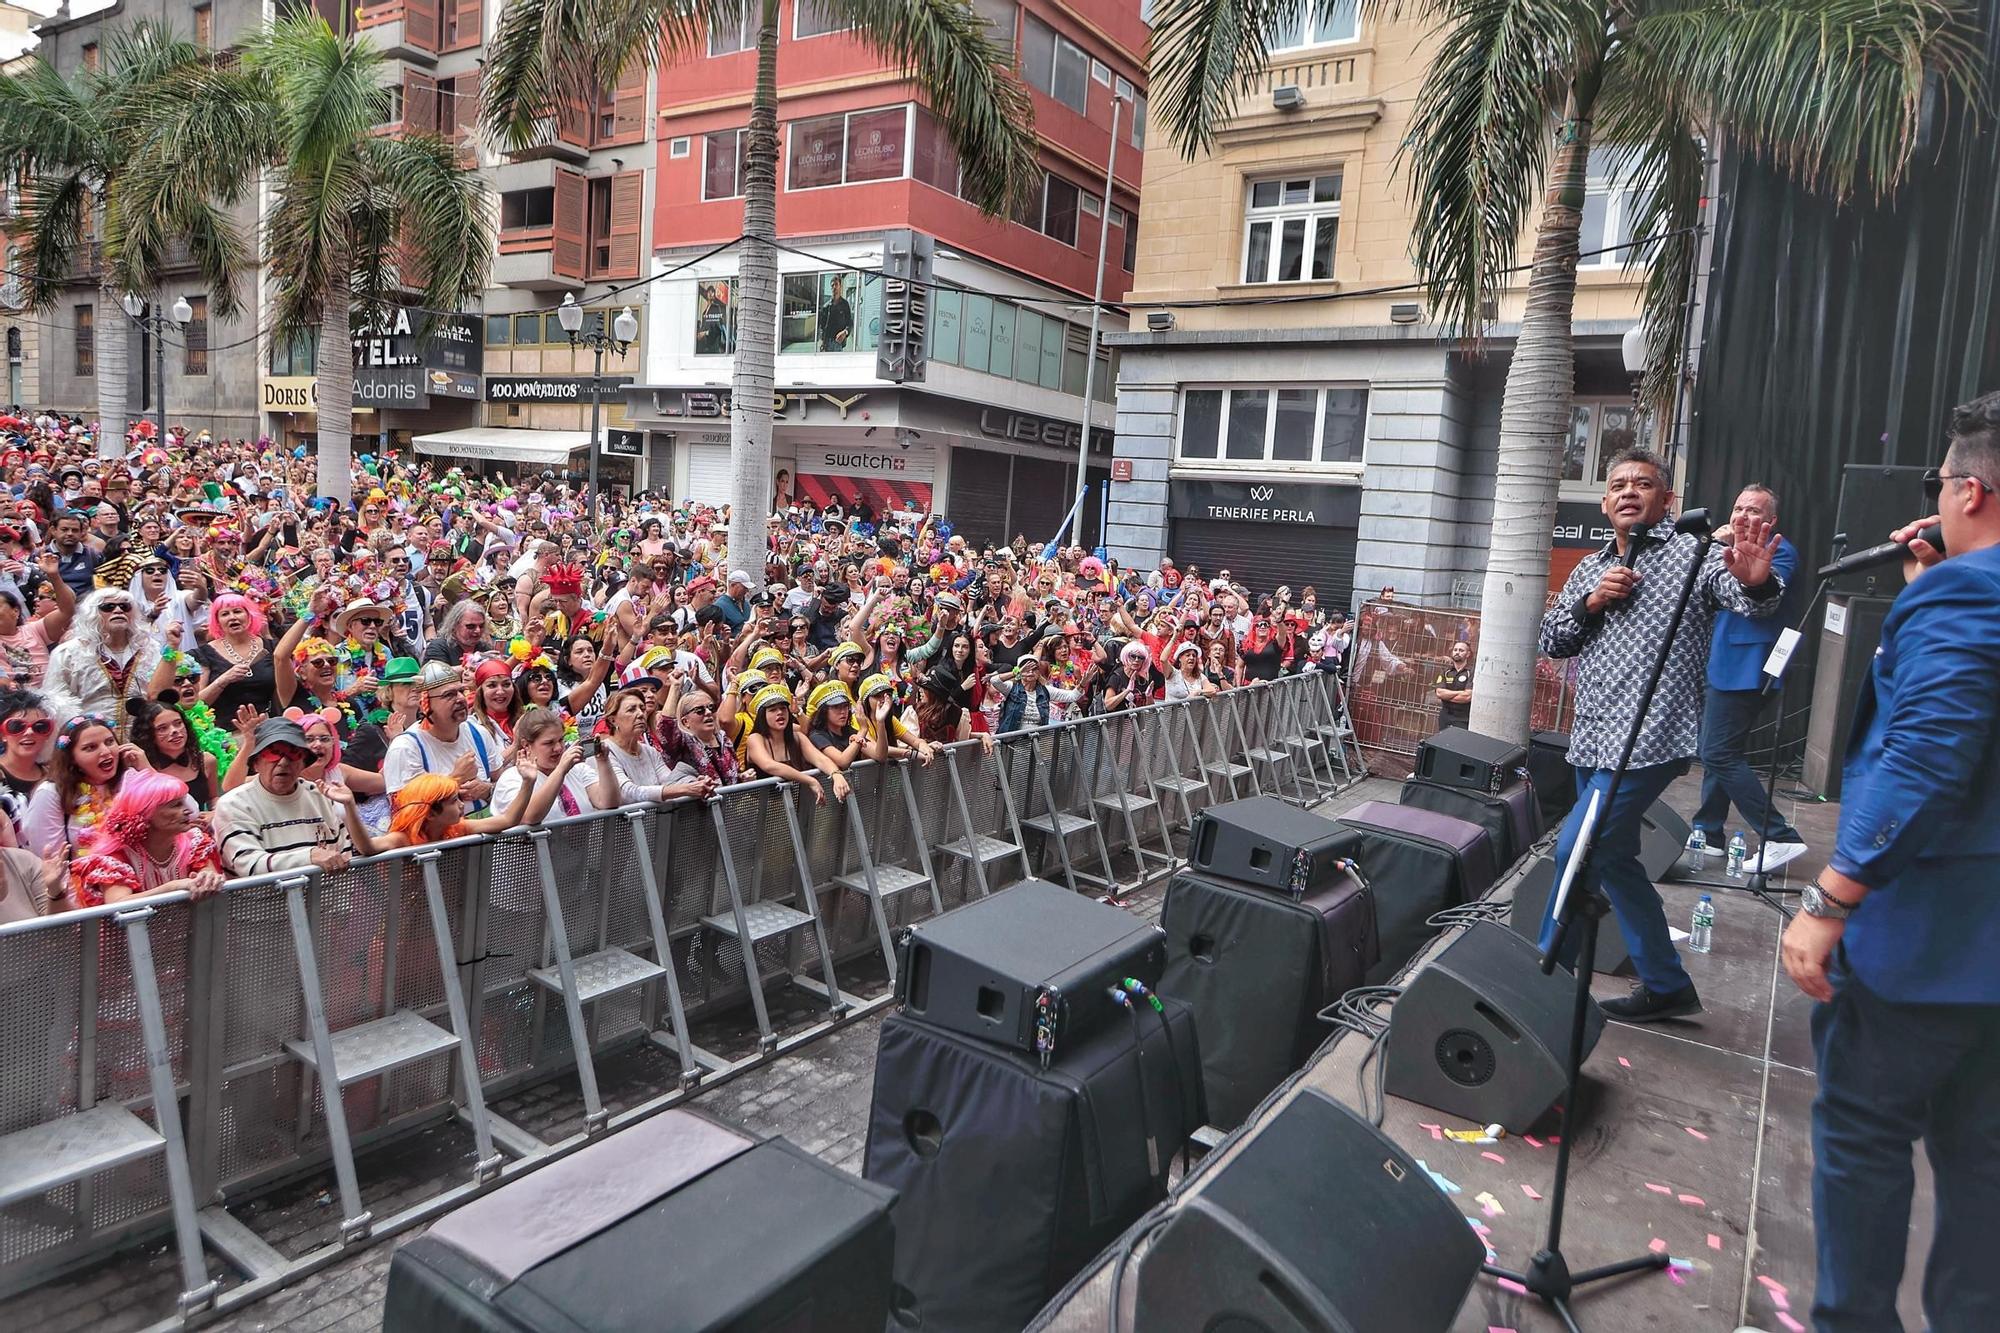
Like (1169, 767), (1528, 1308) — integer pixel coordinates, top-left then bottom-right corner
(1168, 478), (1360, 528)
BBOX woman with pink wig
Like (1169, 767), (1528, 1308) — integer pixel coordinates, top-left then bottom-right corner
(67, 769), (224, 908)
(196, 592), (277, 720)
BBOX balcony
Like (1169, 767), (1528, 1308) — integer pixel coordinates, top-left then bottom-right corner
(494, 245), (583, 292)
(356, 2), (438, 66)
(501, 111), (591, 165)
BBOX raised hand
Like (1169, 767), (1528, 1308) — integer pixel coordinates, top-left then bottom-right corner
(1720, 516), (1779, 586)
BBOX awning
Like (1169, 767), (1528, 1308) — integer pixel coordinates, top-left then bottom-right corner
(412, 427), (595, 466)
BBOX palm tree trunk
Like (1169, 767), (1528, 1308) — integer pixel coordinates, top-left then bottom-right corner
(1466, 101), (1595, 746)
(95, 278), (129, 459)
(726, 0), (781, 589)
(318, 277), (354, 507)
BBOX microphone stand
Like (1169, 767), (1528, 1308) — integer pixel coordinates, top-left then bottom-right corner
(1481, 513), (1723, 1331)
(1676, 574), (1832, 921)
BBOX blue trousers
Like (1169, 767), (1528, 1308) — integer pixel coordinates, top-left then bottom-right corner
(1693, 686), (1801, 843)
(1810, 952), (2000, 1332)
(1538, 760), (1692, 996)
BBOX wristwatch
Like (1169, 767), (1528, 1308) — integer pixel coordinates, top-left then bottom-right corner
(1802, 882), (1859, 920)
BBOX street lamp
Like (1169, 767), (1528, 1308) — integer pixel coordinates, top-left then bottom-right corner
(122, 292), (194, 443)
(559, 294), (638, 523)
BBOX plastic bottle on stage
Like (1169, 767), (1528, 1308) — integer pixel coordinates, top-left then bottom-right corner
(1690, 895), (1715, 954)
(1726, 832), (1748, 880)
(1682, 828), (1708, 876)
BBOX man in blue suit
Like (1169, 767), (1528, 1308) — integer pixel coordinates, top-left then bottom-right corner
(1785, 391), (2000, 1332)
(1691, 484), (1806, 865)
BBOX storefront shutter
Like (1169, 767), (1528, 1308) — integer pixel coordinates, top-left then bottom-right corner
(946, 448), (1011, 546)
(605, 171), (644, 279)
(687, 443), (732, 506)
(1007, 456), (1073, 547)
(1169, 514), (1359, 614)
(552, 167), (587, 279)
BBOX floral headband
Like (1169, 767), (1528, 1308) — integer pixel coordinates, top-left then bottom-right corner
(55, 714), (113, 750)
(293, 636), (338, 666)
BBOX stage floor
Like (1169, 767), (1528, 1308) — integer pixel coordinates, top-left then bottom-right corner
(1040, 770), (1934, 1333)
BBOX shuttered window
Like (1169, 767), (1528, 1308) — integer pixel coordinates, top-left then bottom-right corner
(595, 171), (644, 279)
(405, 0), (440, 51)
(595, 63), (648, 147)
(552, 167), (587, 279)
(402, 69), (439, 135)
(443, 0), (480, 50)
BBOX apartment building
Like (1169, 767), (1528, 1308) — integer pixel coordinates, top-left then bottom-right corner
(1102, 8), (1649, 608)
(622, 0), (1146, 544)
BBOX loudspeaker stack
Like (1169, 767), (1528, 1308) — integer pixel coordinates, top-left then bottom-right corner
(1165, 798), (1381, 1129)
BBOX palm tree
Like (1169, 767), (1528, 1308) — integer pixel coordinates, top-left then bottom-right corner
(483, 0), (1040, 580)
(229, 13), (492, 507)
(1150, 0), (1977, 741)
(0, 22), (252, 458)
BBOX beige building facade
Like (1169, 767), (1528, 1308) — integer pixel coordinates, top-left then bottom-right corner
(1106, 10), (1652, 607)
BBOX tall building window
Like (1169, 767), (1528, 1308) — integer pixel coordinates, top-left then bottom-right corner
(193, 4), (213, 48)
(1241, 171), (1341, 284)
(703, 128), (747, 199)
(785, 107), (909, 190)
(1021, 16), (1089, 115)
(1266, 0), (1359, 51)
(1177, 386), (1369, 465)
(794, 0), (848, 39)
(74, 304), (94, 376)
(709, 6), (754, 55)
(183, 296), (208, 376)
(500, 186), (555, 230)
(1577, 148), (1654, 269)
(973, 0), (1016, 58)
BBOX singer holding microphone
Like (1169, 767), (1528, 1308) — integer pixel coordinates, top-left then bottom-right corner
(1787, 391), (2000, 1332)
(1538, 448), (1784, 1022)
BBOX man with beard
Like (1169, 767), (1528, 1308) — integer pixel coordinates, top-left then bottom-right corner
(381, 663), (500, 814)
(214, 718), (356, 877)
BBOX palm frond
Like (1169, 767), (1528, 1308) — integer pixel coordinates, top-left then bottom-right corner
(364, 132), (493, 318)
(482, 0), (715, 150)
(1618, 0), (1980, 203)
(1146, 0), (1295, 157)
(97, 21), (208, 138)
(1398, 0), (1606, 334)
(0, 58), (105, 179)
(241, 11), (388, 174)
(817, 0), (1040, 214)
(20, 174), (90, 310)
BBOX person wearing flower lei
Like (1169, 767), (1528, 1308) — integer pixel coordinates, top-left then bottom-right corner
(21, 715), (154, 859)
(67, 769), (224, 909)
(330, 598), (394, 719)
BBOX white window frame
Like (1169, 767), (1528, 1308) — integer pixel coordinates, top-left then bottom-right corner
(784, 105), (915, 192)
(1577, 147), (1652, 270)
(1559, 396), (1652, 496)
(1023, 15), (1090, 116)
(669, 136), (691, 158)
(1266, 0), (1360, 53)
(1090, 58), (1111, 86)
(702, 127), (746, 200)
(708, 9), (755, 56)
(793, 0), (851, 40)
(1240, 171), (1342, 285)
(1174, 384), (1370, 473)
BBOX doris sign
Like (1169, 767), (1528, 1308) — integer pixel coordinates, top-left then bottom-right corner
(260, 376), (318, 410)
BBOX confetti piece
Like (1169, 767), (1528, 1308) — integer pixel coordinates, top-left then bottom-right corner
(1649, 1238), (1669, 1255)
(1668, 1267), (1686, 1287)
(1524, 1135), (1544, 1148)
(1521, 1183), (1543, 1201)
(1770, 1288), (1790, 1311)
(1475, 1191), (1506, 1218)
(1757, 1275), (1790, 1297)
(1645, 1182), (1673, 1195)
(1547, 1135), (1561, 1144)
(1678, 1193), (1706, 1208)
(1685, 1126), (1709, 1141)
(1777, 1315), (1805, 1333)
(1707, 1234), (1723, 1251)
(1419, 1122), (1444, 1141)
(1417, 1160), (1461, 1194)
(1481, 1151), (1508, 1164)
(1497, 1278), (1529, 1296)
(1618, 1056), (1632, 1068)
(1489, 1327), (1519, 1333)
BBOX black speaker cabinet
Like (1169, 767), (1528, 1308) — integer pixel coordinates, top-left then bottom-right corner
(1830, 464), (1930, 598)
(1640, 798), (1693, 882)
(1160, 869), (1380, 1130)
(1397, 777), (1542, 867)
(1527, 730), (1576, 826)
(1383, 922), (1604, 1134)
(1803, 594), (1894, 800)
(1132, 1088), (1482, 1333)
(867, 1001), (1203, 1333)
(1415, 726), (1527, 795)
(895, 877), (1165, 1055)
(1188, 797), (1365, 897)
(1507, 852), (1632, 975)
(384, 1110), (897, 1333)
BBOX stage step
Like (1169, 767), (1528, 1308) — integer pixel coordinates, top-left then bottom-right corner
(286, 1010), (458, 1086)
(529, 947), (667, 1004)
(0, 1103), (166, 1207)
(935, 834), (1020, 865)
(703, 900), (813, 943)
(1024, 811), (1094, 838)
(832, 865), (930, 898)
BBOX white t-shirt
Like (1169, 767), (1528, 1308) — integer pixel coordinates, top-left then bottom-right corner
(491, 762), (597, 820)
(381, 721), (503, 806)
(603, 738), (674, 805)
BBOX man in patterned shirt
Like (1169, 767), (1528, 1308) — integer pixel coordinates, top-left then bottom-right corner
(1539, 448), (1782, 1022)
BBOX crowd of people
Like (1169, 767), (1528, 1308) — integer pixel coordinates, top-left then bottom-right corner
(0, 410), (1362, 920)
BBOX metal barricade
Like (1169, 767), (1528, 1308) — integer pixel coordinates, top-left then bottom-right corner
(0, 690), (1364, 1325)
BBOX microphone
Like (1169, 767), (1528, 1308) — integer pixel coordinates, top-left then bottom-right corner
(1816, 524), (1944, 578)
(1619, 521), (1652, 571)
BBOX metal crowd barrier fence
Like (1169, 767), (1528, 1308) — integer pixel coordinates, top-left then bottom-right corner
(0, 672), (1360, 1326)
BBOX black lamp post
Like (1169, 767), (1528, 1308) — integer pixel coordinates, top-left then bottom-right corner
(122, 292), (192, 443)
(557, 293), (637, 524)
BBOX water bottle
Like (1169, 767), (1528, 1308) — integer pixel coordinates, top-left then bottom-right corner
(1690, 896), (1715, 954)
(1726, 831), (1747, 880)
(1682, 828), (1707, 875)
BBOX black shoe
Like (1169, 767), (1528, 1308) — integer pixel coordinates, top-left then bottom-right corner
(1600, 982), (1702, 1023)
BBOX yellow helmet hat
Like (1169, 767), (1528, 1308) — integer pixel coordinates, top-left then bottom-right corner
(750, 646), (786, 672)
(829, 640), (868, 664)
(805, 680), (854, 717)
(746, 683), (796, 719)
(856, 673), (898, 705)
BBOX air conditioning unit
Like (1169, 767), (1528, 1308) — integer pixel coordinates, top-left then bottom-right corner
(1271, 85), (1306, 111)
(1389, 302), (1423, 324)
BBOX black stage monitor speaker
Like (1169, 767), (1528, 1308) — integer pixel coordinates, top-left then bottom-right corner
(1831, 464), (1930, 598)
(1132, 1087), (1482, 1333)
(1416, 726), (1527, 795)
(1527, 730), (1576, 826)
(1189, 797), (1365, 897)
(1397, 776), (1542, 868)
(895, 878), (1165, 1056)
(1507, 852), (1631, 975)
(1160, 868), (1379, 1130)
(1640, 798), (1693, 882)
(1337, 801), (1497, 981)
(1803, 594), (1894, 800)
(383, 1109), (897, 1333)
(868, 1001), (1203, 1333)
(1383, 922), (1605, 1134)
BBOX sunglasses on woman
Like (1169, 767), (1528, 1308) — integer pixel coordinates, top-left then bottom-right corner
(2, 717), (51, 738)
